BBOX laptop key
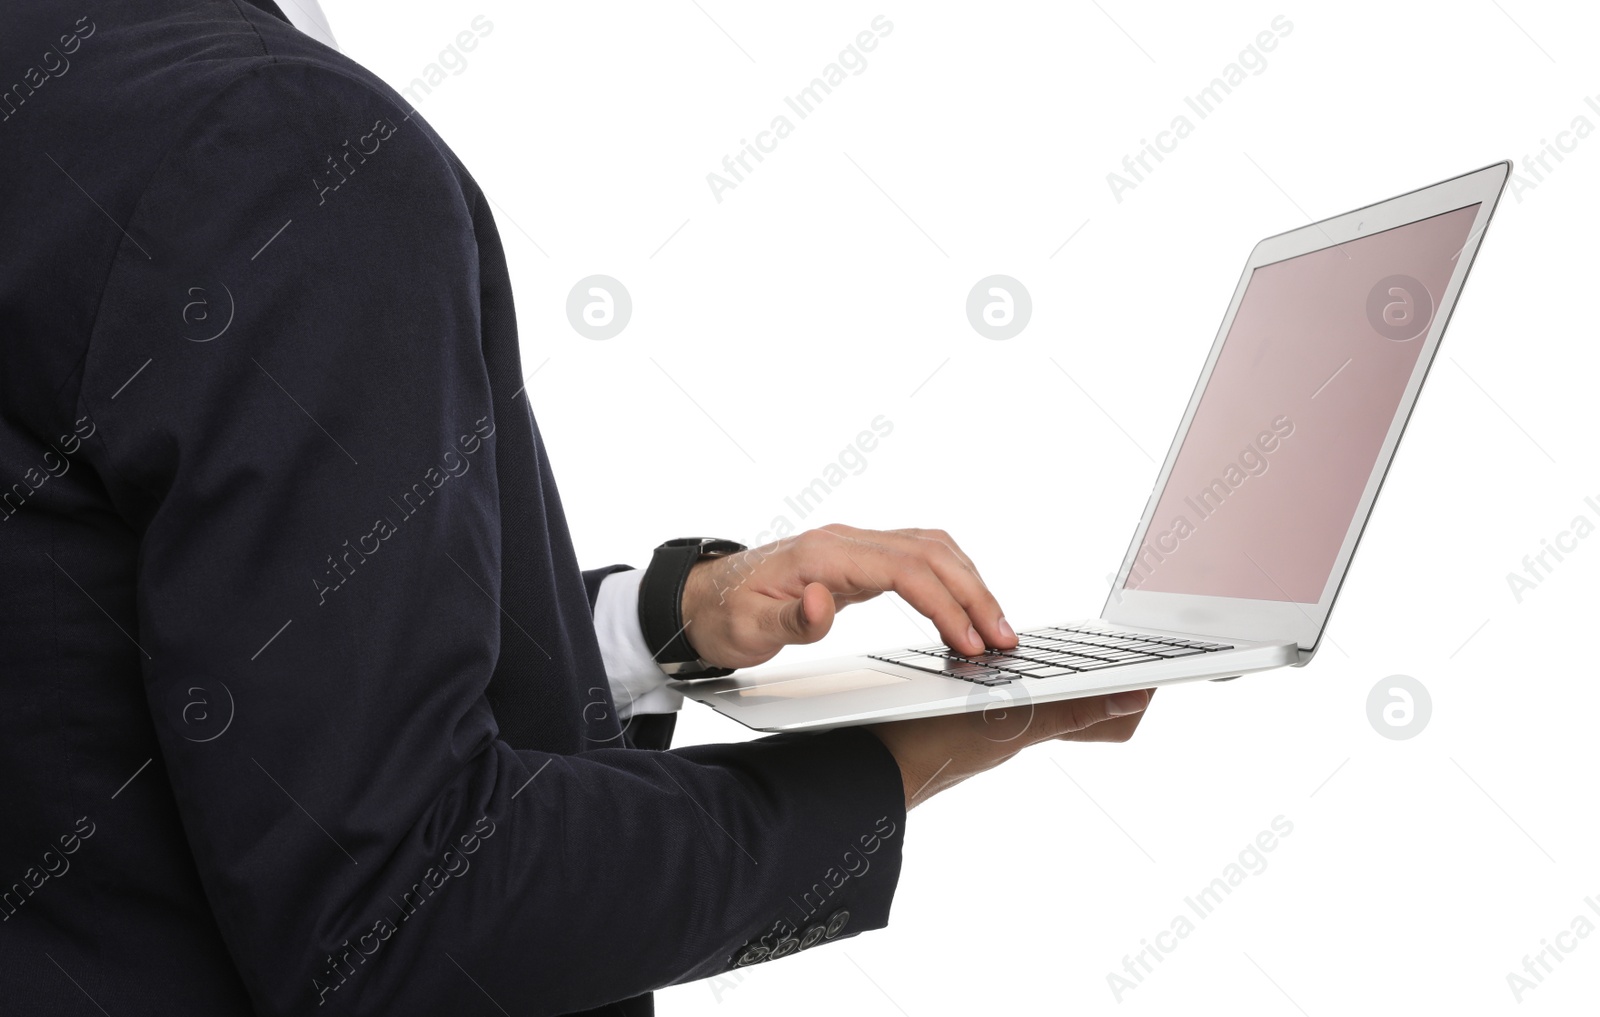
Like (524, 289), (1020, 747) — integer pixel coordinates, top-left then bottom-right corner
(967, 653), (1020, 666)
(891, 654), (975, 673)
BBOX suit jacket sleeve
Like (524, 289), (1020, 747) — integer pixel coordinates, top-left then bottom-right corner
(76, 62), (904, 1017)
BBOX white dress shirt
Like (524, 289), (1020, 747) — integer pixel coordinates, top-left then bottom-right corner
(279, 0), (681, 720)
(590, 568), (686, 717)
(274, 0), (339, 50)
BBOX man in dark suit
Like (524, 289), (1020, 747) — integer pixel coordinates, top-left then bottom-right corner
(0, 2), (1151, 1014)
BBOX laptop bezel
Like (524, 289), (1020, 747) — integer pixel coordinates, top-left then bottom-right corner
(1100, 161), (1510, 660)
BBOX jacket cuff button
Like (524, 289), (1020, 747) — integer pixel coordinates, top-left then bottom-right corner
(825, 909), (850, 939)
(735, 944), (769, 967)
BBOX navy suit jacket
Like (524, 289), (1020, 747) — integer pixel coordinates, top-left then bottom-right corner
(0, 2), (905, 1014)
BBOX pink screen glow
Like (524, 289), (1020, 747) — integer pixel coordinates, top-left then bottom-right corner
(1123, 203), (1481, 603)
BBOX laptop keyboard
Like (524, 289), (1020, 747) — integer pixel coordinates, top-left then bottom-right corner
(866, 625), (1233, 686)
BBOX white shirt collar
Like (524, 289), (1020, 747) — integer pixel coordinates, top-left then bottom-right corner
(275, 0), (340, 52)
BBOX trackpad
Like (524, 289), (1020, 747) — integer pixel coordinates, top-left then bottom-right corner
(715, 668), (908, 708)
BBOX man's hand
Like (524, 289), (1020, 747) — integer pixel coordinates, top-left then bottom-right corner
(867, 689), (1153, 810)
(679, 522), (1155, 811)
(680, 523), (1015, 670)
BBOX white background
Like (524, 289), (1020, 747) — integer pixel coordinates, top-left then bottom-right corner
(327, 2), (1598, 1012)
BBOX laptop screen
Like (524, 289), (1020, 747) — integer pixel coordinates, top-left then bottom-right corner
(1122, 202), (1482, 604)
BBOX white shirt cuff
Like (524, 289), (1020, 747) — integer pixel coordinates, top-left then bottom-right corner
(593, 568), (683, 719)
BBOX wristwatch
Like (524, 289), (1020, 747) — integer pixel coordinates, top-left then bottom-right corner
(638, 537), (748, 680)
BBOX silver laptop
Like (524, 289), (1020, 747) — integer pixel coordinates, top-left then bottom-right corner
(680, 162), (1510, 733)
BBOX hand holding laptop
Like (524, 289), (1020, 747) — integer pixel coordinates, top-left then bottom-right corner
(866, 687), (1152, 810)
(680, 522), (1156, 811)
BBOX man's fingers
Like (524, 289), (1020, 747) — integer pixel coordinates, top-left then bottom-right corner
(916, 543), (1012, 649)
(1031, 689), (1152, 743)
(806, 529), (979, 653)
(814, 525), (1009, 653)
(876, 557), (990, 655)
(888, 527), (982, 577)
(766, 581), (836, 647)
(1056, 709), (1148, 744)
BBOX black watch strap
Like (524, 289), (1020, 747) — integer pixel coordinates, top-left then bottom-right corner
(638, 537), (746, 680)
